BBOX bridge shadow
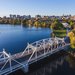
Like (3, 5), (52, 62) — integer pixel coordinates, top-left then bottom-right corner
(9, 50), (68, 75)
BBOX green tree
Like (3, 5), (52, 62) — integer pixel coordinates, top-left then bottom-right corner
(51, 19), (64, 30)
(41, 22), (46, 27)
(34, 21), (41, 27)
(68, 20), (74, 29)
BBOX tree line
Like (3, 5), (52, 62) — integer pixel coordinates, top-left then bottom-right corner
(0, 17), (75, 30)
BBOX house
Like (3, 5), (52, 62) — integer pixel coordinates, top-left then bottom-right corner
(62, 23), (69, 28)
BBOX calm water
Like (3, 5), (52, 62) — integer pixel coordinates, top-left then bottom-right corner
(10, 51), (75, 75)
(0, 24), (75, 75)
(0, 24), (51, 54)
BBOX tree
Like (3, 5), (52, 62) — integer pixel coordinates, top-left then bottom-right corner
(68, 20), (74, 29)
(34, 21), (41, 27)
(41, 22), (46, 27)
(22, 19), (29, 26)
(51, 19), (64, 30)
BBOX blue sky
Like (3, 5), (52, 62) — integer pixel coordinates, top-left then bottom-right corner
(0, 0), (75, 17)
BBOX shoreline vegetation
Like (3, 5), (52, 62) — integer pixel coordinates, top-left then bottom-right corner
(53, 30), (66, 38)
(0, 16), (75, 29)
(67, 29), (75, 49)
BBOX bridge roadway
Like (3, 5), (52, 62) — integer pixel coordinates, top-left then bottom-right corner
(0, 37), (70, 75)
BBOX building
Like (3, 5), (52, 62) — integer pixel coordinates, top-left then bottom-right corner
(62, 15), (71, 20)
(70, 16), (75, 20)
(17, 15), (21, 19)
(10, 14), (16, 19)
(35, 15), (41, 19)
(62, 23), (69, 28)
(9, 14), (31, 19)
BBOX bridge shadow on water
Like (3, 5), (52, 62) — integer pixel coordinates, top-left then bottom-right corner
(9, 50), (70, 75)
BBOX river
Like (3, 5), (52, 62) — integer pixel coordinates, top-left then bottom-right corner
(0, 24), (75, 75)
(0, 24), (51, 54)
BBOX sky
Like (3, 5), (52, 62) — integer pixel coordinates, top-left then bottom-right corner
(0, 0), (75, 17)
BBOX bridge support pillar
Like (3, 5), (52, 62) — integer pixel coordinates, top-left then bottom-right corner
(22, 63), (29, 73)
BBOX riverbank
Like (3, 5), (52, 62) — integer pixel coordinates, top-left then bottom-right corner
(53, 30), (66, 38)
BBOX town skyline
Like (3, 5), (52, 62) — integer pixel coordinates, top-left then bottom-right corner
(0, 14), (73, 18)
(0, 0), (75, 17)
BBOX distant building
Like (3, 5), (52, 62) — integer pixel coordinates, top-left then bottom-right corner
(10, 14), (16, 19)
(55, 16), (62, 20)
(10, 14), (12, 18)
(9, 14), (31, 19)
(49, 16), (56, 20)
(22, 15), (31, 19)
(35, 15), (41, 19)
(27, 15), (31, 19)
(62, 15), (71, 20)
(3, 16), (7, 19)
(62, 23), (69, 28)
(17, 15), (21, 19)
(70, 16), (75, 20)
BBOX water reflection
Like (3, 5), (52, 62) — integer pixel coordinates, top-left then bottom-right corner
(9, 52), (75, 75)
(29, 59), (64, 75)
(27, 57), (64, 75)
(66, 55), (75, 69)
(26, 53), (75, 75)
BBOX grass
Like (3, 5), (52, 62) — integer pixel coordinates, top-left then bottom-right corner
(53, 30), (67, 38)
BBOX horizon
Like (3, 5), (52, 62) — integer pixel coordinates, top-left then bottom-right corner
(0, 0), (75, 17)
(0, 14), (73, 18)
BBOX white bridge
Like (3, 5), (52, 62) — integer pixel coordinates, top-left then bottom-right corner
(0, 37), (70, 75)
